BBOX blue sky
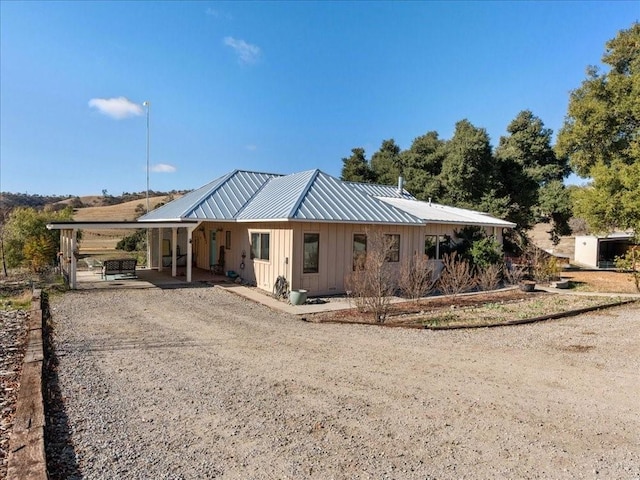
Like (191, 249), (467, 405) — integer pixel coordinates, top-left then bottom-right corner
(1, 1), (637, 196)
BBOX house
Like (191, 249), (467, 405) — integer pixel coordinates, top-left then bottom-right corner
(48, 168), (515, 291)
(574, 232), (636, 268)
(134, 169), (515, 295)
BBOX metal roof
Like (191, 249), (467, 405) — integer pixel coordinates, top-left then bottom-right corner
(345, 181), (415, 199)
(235, 170), (315, 220)
(136, 168), (514, 228)
(237, 170), (424, 224)
(138, 170), (280, 221)
(378, 197), (516, 228)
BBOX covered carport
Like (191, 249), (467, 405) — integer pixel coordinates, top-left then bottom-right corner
(47, 220), (200, 289)
(574, 232), (636, 268)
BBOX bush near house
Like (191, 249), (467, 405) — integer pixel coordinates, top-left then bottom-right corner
(1, 206), (75, 272)
(615, 246), (640, 292)
(116, 229), (147, 252)
(398, 253), (438, 302)
(345, 231), (396, 322)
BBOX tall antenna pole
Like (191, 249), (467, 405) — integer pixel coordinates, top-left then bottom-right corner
(143, 101), (150, 213)
(143, 101), (151, 269)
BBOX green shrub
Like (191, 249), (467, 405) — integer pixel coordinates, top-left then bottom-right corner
(469, 236), (503, 269)
(2, 206), (75, 269)
(116, 229), (147, 252)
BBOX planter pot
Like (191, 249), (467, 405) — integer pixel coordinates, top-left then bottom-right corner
(519, 282), (536, 292)
(289, 289), (308, 305)
(550, 279), (569, 289)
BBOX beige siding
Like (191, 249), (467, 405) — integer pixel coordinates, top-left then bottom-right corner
(153, 221), (510, 295)
(230, 223), (293, 292)
(290, 223), (422, 296)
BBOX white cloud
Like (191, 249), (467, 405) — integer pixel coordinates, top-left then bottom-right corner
(223, 37), (261, 64)
(205, 7), (232, 20)
(245, 144), (257, 151)
(151, 163), (177, 173)
(88, 97), (143, 119)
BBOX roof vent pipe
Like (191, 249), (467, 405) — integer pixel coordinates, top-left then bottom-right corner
(397, 176), (404, 195)
(428, 197), (432, 205)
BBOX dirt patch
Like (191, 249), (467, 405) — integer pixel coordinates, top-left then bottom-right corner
(310, 289), (631, 328)
(562, 269), (638, 293)
(560, 344), (595, 353)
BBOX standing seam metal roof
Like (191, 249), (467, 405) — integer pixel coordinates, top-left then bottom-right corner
(137, 168), (513, 228)
(235, 170), (318, 220)
(237, 170), (424, 224)
(138, 170), (280, 221)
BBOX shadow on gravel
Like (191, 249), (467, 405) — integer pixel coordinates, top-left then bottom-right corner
(43, 310), (81, 480)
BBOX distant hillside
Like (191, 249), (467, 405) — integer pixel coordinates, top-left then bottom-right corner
(73, 195), (180, 222)
(0, 190), (189, 213)
(1, 190), (186, 252)
(528, 223), (575, 260)
(72, 193), (184, 252)
(0, 192), (72, 211)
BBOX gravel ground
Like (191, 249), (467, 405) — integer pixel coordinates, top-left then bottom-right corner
(46, 286), (640, 479)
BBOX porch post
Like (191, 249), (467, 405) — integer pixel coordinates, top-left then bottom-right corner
(60, 230), (67, 279)
(157, 228), (163, 272)
(70, 229), (77, 289)
(146, 228), (151, 274)
(64, 229), (71, 280)
(172, 228), (178, 277)
(186, 227), (193, 283)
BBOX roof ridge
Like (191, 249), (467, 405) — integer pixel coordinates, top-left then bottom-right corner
(181, 169), (239, 217)
(233, 172), (281, 218)
(232, 168), (284, 177)
(286, 169), (320, 218)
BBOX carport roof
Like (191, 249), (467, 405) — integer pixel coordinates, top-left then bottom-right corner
(47, 220), (200, 230)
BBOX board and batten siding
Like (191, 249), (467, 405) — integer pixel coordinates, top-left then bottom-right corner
(236, 222), (293, 291)
(191, 222), (293, 290)
(190, 221), (507, 296)
(290, 222), (423, 296)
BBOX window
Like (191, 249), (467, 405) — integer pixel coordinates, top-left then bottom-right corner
(385, 234), (400, 262)
(250, 232), (270, 260)
(425, 235), (437, 258)
(303, 233), (319, 274)
(353, 233), (367, 270)
(424, 234), (451, 259)
(225, 231), (231, 249)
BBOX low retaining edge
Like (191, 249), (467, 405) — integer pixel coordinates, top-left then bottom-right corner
(7, 289), (48, 480)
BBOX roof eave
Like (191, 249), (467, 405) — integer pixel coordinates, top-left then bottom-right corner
(46, 220), (201, 230)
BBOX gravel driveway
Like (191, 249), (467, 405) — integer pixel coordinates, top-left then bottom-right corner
(46, 287), (639, 479)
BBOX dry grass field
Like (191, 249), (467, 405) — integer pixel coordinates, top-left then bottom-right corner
(527, 222), (575, 258)
(73, 195), (175, 252)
